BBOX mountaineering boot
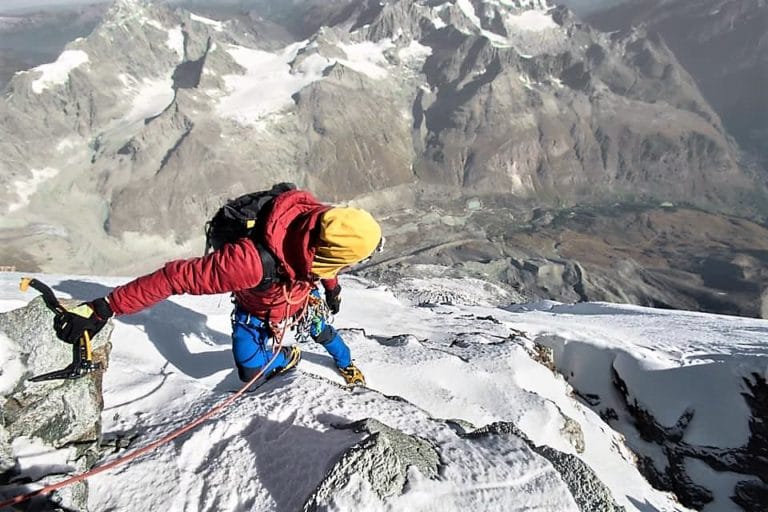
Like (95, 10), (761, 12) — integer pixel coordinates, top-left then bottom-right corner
(268, 345), (302, 380)
(338, 363), (366, 386)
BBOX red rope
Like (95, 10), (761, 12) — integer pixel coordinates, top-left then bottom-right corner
(0, 289), (309, 510)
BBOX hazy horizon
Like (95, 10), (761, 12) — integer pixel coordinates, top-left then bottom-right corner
(0, 0), (630, 16)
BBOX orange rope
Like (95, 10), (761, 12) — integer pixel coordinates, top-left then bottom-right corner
(0, 288), (311, 510)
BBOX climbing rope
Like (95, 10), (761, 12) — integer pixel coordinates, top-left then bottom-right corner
(0, 287), (311, 510)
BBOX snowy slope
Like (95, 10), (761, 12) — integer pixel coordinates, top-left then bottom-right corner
(1, 272), (766, 511)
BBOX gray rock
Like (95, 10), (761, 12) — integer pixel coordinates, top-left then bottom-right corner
(0, 296), (112, 511)
(303, 418), (440, 510)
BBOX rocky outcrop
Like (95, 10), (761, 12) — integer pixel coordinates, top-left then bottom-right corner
(0, 296), (112, 511)
(303, 417), (441, 510)
(613, 370), (768, 511)
(534, 334), (768, 512)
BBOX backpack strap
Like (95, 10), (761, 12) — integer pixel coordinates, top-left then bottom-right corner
(252, 242), (283, 292)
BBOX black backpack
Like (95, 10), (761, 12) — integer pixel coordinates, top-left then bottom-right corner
(204, 182), (297, 287)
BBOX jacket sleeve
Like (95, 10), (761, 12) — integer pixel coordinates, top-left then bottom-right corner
(108, 239), (264, 316)
(320, 278), (339, 291)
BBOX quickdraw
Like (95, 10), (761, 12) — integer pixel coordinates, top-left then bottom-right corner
(294, 289), (331, 344)
(20, 277), (103, 382)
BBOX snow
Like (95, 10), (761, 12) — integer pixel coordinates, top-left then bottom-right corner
(2, 272), (766, 511)
(122, 77), (175, 126)
(30, 50), (89, 93)
(432, 17), (447, 29)
(0, 332), (23, 394)
(218, 37), (399, 126)
(398, 40), (432, 62)
(144, 18), (164, 31)
(10, 437), (76, 482)
(505, 10), (558, 32)
(8, 167), (58, 212)
(167, 26), (184, 57)
(190, 12), (225, 31)
(453, 0), (557, 48)
(218, 43), (331, 126)
(457, 0), (482, 29)
(142, 18), (183, 56)
(337, 39), (395, 80)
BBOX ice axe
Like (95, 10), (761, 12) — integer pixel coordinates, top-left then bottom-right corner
(20, 277), (103, 382)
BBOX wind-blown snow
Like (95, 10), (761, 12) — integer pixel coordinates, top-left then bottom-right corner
(218, 43), (331, 126)
(2, 272), (766, 511)
(8, 167), (58, 212)
(30, 50), (89, 93)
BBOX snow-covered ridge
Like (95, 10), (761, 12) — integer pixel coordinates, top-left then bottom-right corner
(2, 273), (766, 510)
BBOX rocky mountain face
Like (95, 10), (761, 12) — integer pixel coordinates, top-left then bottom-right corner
(588, 0), (768, 172)
(0, 0), (765, 317)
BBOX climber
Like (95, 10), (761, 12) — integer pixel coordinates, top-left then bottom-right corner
(51, 185), (382, 386)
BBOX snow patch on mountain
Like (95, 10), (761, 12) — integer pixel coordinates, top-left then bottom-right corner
(505, 9), (558, 31)
(8, 167), (58, 212)
(167, 26), (184, 57)
(120, 77), (175, 127)
(29, 49), (89, 93)
(190, 12), (224, 31)
(337, 39), (395, 80)
(141, 16), (183, 56)
(457, 0), (482, 28)
(451, 0), (562, 50)
(218, 43), (330, 126)
(398, 40), (433, 64)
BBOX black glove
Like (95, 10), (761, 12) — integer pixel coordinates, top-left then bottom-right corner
(53, 297), (113, 343)
(325, 285), (342, 314)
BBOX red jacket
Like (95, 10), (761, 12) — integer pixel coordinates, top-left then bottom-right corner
(108, 190), (338, 322)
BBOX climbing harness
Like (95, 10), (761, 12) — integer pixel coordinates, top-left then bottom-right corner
(19, 278), (103, 382)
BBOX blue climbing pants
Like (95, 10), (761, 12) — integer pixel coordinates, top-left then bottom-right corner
(231, 305), (351, 382)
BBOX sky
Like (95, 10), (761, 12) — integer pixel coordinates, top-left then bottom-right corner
(2, 271), (766, 510)
(0, 0), (110, 11)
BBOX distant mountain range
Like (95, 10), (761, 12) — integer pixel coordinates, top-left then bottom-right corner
(1, 0), (767, 319)
(589, 0), (768, 171)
